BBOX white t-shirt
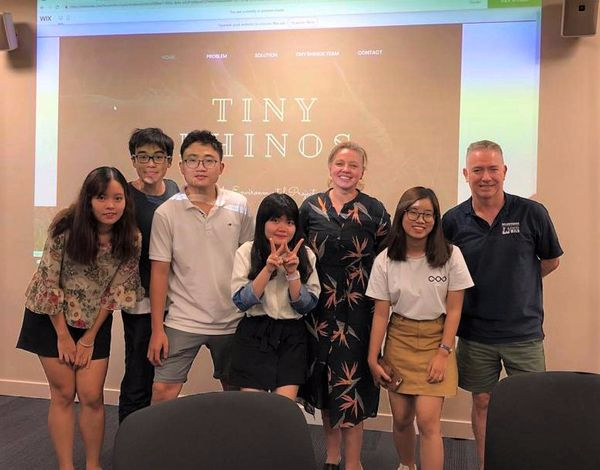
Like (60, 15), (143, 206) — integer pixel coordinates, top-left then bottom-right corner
(366, 246), (474, 321)
(149, 187), (254, 334)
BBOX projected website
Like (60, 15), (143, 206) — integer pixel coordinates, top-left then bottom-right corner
(35, 0), (542, 253)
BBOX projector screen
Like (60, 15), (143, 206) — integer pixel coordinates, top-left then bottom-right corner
(34, 0), (542, 254)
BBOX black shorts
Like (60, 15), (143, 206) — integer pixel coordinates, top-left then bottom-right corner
(16, 308), (112, 359)
(229, 315), (307, 391)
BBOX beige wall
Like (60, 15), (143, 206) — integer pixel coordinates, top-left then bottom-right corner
(1, 0), (39, 394)
(1, 0), (598, 437)
(537, 1), (600, 373)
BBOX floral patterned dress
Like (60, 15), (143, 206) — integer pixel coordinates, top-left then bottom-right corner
(298, 189), (390, 428)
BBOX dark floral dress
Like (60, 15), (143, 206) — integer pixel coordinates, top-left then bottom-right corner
(298, 189), (390, 428)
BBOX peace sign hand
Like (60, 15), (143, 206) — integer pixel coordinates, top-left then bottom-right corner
(267, 238), (287, 273)
(282, 238), (304, 275)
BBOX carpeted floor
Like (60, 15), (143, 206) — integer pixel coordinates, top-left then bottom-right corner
(0, 395), (478, 469)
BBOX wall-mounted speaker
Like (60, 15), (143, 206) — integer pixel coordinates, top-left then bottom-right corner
(562, 0), (599, 37)
(0, 12), (18, 51)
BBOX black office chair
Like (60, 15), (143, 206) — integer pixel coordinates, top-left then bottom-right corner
(485, 371), (600, 470)
(114, 391), (317, 470)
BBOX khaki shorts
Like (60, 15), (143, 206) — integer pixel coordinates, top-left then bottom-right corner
(154, 326), (234, 384)
(456, 337), (545, 394)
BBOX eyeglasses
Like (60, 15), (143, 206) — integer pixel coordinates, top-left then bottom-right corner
(405, 209), (434, 223)
(183, 157), (219, 169)
(132, 152), (169, 164)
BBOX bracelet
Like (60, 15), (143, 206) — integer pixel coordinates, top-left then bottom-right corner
(439, 343), (453, 354)
(78, 339), (94, 348)
(285, 271), (300, 281)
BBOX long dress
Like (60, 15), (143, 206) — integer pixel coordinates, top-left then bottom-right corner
(298, 189), (390, 428)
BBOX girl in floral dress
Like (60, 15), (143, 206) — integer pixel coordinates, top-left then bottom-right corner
(17, 167), (142, 470)
(299, 142), (390, 470)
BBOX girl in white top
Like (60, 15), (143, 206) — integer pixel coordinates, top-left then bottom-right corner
(366, 187), (473, 470)
(230, 193), (320, 400)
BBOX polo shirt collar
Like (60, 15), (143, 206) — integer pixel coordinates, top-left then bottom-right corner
(464, 192), (514, 217)
(181, 185), (223, 210)
(213, 184), (226, 207)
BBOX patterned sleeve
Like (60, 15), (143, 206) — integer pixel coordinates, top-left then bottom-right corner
(374, 199), (391, 253)
(100, 231), (144, 311)
(299, 197), (318, 255)
(290, 248), (321, 315)
(298, 198), (311, 240)
(25, 233), (66, 316)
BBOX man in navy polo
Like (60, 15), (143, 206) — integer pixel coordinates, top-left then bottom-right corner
(442, 139), (562, 469)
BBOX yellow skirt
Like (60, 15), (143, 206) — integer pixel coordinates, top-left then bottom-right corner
(383, 314), (457, 397)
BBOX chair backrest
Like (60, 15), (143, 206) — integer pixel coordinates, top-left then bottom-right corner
(485, 371), (600, 470)
(114, 391), (317, 470)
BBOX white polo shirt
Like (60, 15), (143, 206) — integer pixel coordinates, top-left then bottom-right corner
(366, 246), (474, 321)
(149, 187), (254, 334)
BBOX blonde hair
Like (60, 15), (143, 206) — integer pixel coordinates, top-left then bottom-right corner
(327, 141), (367, 189)
(327, 141), (368, 166)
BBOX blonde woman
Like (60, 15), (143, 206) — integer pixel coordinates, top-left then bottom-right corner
(299, 142), (390, 470)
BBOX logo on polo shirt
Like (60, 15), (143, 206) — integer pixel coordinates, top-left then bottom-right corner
(501, 222), (520, 235)
(428, 276), (447, 283)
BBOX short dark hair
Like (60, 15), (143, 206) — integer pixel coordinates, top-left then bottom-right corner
(180, 130), (223, 160)
(51, 167), (138, 265)
(386, 186), (451, 268)
(128, 128), (174, 156)
(249, 193), (313, 284)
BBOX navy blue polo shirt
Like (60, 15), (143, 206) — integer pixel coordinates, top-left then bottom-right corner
(442, 193), (563, 344)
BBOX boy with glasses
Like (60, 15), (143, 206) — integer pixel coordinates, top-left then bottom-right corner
(148, 129), (254, 403)
(119, 128), (179, 422)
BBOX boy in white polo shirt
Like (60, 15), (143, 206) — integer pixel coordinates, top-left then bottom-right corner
(147, 130), (254, 402)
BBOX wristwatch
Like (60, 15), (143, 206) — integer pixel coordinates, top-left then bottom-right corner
(439, 343), (453, 354)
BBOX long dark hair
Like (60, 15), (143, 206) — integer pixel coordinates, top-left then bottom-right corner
(248, 193), (313, 283)
(386, 186), (452, 268)
(50, 167), (138, 265)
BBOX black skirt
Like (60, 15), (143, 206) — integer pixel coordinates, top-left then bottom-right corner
(16, 308), (112, 359)
(229, 315), (307, 391)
